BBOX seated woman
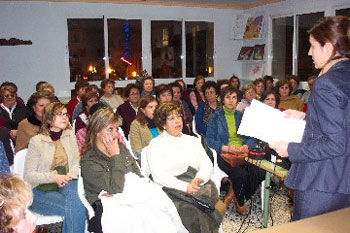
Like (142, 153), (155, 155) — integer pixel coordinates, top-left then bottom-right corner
(147, 102), (224, 233)
(276, 79), (304, 111)
(261, 89), (279, 109)
(129, 96), (160, 157)
(15, 91), (55, 153)
(229, 75), (244, 101)
(0, 83), (27, 164)
(100, 79), (124, 110)
(254, 78), (265, 100)
(236, 83), (257, 113)
(141, 76), (155, 97)
(206, 87), (264, 216)
(0, 174), (37, 233)
(23, 102), (85, 233)
(189, 75), (205, 110)
(81, 108), (186, 233)
(75, 90), (99, 134)
(116, 83), (140, 138)
(195, 81), (221, 138)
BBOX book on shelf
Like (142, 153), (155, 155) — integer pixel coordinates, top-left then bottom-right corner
(243, 15), (264, 39)
(237, 46), (254, 60)
(252, 44), (265, 60)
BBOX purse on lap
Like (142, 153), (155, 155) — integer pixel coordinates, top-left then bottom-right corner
(36, 166), (67, 192)
(220, 152), (247, 167)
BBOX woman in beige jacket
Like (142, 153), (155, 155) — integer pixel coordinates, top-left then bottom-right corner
(129, 96), (161, 157)
(23, 102), (85, 233)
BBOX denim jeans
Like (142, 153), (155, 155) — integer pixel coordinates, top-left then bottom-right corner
(30, 179), (86, 233)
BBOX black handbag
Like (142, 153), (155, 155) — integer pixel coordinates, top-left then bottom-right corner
(162, 187), (215, 213)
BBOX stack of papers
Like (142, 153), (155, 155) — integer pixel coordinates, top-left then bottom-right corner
(237, 99), (306, 143)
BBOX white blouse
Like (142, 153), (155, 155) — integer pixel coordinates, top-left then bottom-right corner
(147, 131), (213, 192)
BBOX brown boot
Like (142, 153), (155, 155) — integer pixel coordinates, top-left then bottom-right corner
(231, 193), (248, 216)
(223, 184), (234, 208)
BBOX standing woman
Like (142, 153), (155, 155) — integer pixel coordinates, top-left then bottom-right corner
(23, 102), (85, 233)
(270, 16), (350, 220)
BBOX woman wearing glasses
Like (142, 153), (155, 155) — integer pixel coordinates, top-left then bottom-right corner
(24, 102), (85, 233)
(147, 102), (224, 233)
(0, 83), (27, 164)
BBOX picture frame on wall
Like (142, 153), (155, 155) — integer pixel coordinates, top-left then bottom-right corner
(237, 46), (254, 60)
(252, 44), (265, 60)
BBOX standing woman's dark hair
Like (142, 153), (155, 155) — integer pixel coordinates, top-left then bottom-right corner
(270, 16), (350, 221)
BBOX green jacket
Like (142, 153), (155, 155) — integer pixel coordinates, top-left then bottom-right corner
(81, 143), (141, 205)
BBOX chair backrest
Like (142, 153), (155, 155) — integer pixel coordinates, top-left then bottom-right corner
(140, 146), (151, 178)
(72, 119), (76, 133)
(192, 117), (201, 140)
(13, 149), (28, 177)
(77, 169), (95, 220)
(209, 147), (228, 192)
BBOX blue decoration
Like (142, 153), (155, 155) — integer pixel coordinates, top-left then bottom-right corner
(124, 20), (130, 57)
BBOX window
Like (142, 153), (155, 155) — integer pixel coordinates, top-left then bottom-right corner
(151, 21), (182, 79)
(297, 12), (324, 80)
(67, 19), (105, 82)
(108, 19), (142, 80)
(185, 22), (214, 77)
(272, 16), (293, 79)
(336, 8), (350, 17)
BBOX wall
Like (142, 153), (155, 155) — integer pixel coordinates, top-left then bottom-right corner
(0, 1), (242, 101)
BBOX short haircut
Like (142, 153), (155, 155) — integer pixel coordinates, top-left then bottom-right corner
(27, 91), (56, 111)
(36, 81), (48, 91)
(169, 82), (183, 93)
(261, 90), (280, 108)
(154, 102), (182, 129)
(141, 76), (155, 90)
(75, 80), (89, 92)
(220, 86), (239, 103)
(155, 84), (173, 99)
(125, 83), (140, 97)
(201, 81), (218, 94)
(276, 79), (292, 96)
(100, 79), (114, 90)
(287, 75), (300, 85)
(0, 84), (17, 97)
(81, 90), (99, 110)
(243, 83), (256, 93)
(229, 75), (241, 88)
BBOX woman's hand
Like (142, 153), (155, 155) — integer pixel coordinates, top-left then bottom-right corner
(186, 178), (203, 195)
(102, 134), (120, 156)
(9, 129), (17, 139)
(54, 174), (71, 188)
(284, 109), (306, 120)
(269, 142), (289, 157)
(228, 145), (241, 154)
(239, 145), (249, 153)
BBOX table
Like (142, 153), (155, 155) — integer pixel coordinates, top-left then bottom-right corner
(245, 157), (289, 228)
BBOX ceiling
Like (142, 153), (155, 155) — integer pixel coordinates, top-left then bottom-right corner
(5, 0), (283, 9)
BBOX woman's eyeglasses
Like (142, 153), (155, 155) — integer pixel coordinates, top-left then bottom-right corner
(167, 114), (183, 122)
(3, 94), (16, 99)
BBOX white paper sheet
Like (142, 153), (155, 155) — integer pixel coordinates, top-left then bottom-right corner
(237, 99), (306, 143)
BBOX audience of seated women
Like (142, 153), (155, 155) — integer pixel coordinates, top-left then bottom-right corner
(276, 79), (304, 111)
(15, 91), (55, 153)
(189, 75), (205, 110)
(24, 102), (85, 233)
(100, 79), (124, 110)
(206, 87), (265, 216)
(229, 75), (244, 101)
(236, 83), (257, 113)
(148, 102), (224, 233)
(0, 174), (37, 233)
(129, 96), (160, 157)
(254, 78), (265, 100)
(67, 80), (89, 123)
(170, 82), (193, 134)
(141, 76), (155, 97)
(195, 81), (221, 138)
(116, 83), (141, 138)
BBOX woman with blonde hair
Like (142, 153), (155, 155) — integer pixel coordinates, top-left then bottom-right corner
(0, 174), (37, 233)
(236, 83), (256, 113)
(24, 102), (85, 233)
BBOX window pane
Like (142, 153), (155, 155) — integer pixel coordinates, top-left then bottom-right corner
(185, 22), (214, 77)
(151, 21), (182, 79)
(108, 19), (142, 80)
(336, 8), (350, 17)
(272, 16), (293, 79)
(68, 19), (105, 82)
(297, 12), (324, 80)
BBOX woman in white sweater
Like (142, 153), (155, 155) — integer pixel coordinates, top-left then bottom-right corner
(147, 102), (224, 233)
